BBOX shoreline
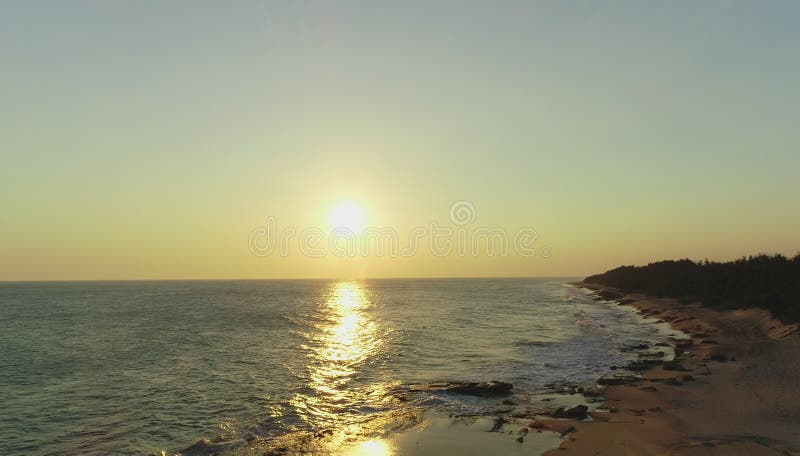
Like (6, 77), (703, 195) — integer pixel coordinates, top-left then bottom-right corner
(543, 283), (800, 455)
(181, 283), (800, 455)
(348, 283), (800, 455)
(325, 283), (694, 455)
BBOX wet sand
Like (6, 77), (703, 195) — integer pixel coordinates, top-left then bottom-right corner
(346, 413), (562, 456)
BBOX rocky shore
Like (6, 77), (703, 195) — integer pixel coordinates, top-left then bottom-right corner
(537, 284), (800, 455)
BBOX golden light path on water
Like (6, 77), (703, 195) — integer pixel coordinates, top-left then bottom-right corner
(290, 282), (395, 454)
(342, 439), (392, 456)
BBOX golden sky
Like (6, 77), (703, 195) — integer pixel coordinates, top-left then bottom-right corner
(1, 2), (799, 280)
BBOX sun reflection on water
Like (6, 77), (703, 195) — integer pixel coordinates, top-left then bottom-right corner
(291, 282), (387, 432)
(342, 439), (394, 456)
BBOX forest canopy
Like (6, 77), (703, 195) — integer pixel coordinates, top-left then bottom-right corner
(584, 254), (800, 323)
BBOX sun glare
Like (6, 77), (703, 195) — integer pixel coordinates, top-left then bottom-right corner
(342, 439), (393, 456)
(328, 202), (366, 234)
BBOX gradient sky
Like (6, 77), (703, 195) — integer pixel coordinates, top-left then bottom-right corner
(2, 1), (799, 280)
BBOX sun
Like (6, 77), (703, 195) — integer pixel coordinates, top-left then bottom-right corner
(328, 202), (366, 234)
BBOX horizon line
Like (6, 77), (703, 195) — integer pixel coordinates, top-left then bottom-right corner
(0, 274), (585, 284)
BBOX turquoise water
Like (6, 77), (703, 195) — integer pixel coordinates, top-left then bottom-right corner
(0, 279), (681, 455)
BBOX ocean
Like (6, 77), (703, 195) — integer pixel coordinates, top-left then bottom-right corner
(0, 278), (683, 455)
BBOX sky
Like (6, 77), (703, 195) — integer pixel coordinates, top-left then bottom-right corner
(1, 1), (799, 280)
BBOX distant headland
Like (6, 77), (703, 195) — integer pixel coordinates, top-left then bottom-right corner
(584, 253), (800, 323)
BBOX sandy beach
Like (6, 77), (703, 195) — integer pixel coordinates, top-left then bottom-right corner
(540, 285), (800, 455)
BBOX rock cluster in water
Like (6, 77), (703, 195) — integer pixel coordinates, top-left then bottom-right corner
(411, 380), (514, 397)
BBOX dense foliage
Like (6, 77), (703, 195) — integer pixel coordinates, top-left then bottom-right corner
(584, 254), (800, 323)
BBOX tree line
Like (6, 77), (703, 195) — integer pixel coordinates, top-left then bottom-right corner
(584, 253), (800, 323)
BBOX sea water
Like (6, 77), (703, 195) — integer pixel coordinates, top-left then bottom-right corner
(0, 278), (683, 455)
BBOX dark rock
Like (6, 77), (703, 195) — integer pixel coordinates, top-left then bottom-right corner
(552, 404), (589, 420)
(598, 375), (641, 386)
(707, 352), (733, 362)
(181, 438), (230, 456)
(446, 381), (513, 397)
(622, 343), (650, 352)
(489, 416), (507, 432)
(663, 361), (688, 371)
(420, 381), (514, 397)
(516, 436), (524, 443)
(673, 339), (693, 355)
(628, 359), (663, 371)
(640, 386), (658, 392)
(598, 289), (623, 299)
(502, 399), (517, 405)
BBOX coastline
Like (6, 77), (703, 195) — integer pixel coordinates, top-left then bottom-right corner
(180, 283), (800, 455)
(345, 283), (800, 455)
(544, 283), (800, 455)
